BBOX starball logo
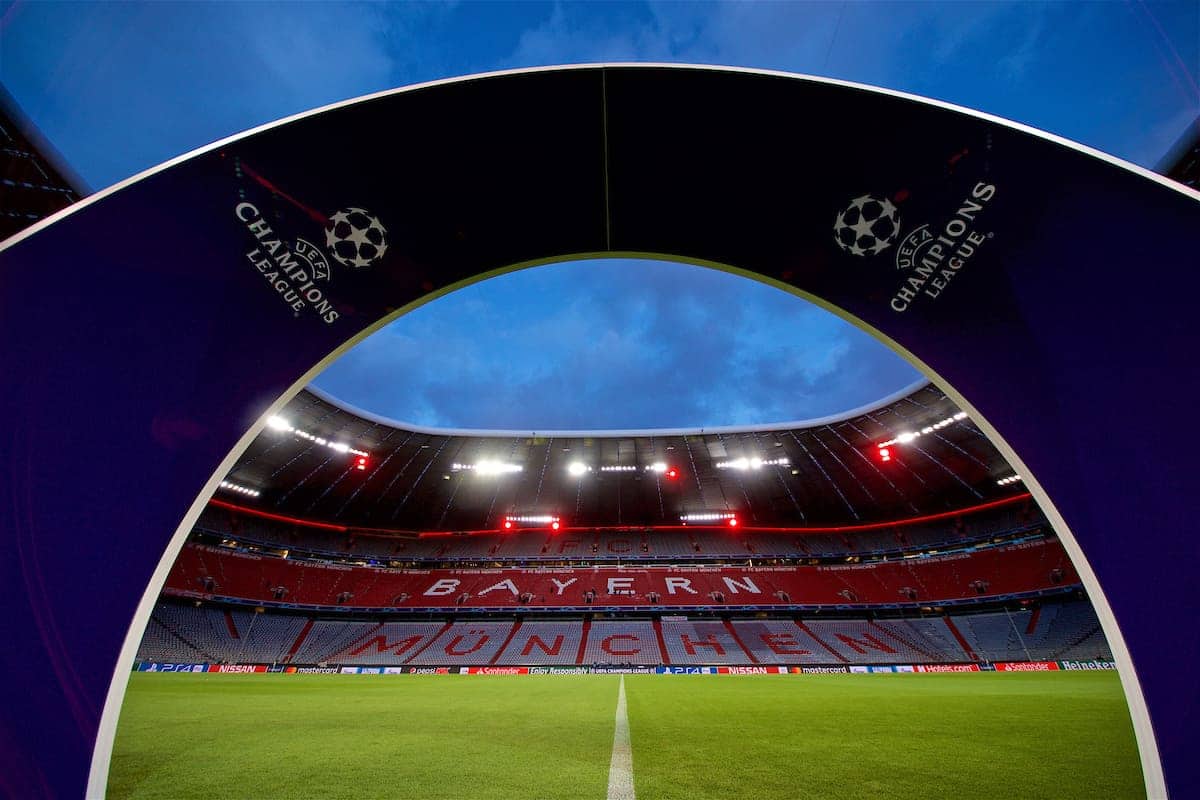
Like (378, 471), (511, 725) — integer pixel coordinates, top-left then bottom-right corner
(832, 195), (902, 257)
(832, 181), (997, 313)
(234, 202), (388, 325)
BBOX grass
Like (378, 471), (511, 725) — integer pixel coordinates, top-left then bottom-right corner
(108, 675), (615, 799)
(110, 672), (1143, 799)
(624, 672), (1143, 800)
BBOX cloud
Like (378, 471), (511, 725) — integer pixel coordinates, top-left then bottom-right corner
(1, 2), (414, 188)
(500, 2), (844, 72)
(500, 4), (660, 66)
(7, 1), (1194, 185)
(491, 1), (1195, 166)
(313, 259), (922, 429)
(237, 4), (395, 104)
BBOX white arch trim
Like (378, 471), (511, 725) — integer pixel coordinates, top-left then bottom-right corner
(55, 64), (1179, 798)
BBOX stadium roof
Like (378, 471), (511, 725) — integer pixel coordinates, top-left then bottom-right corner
(219, 382), (1024, 532)
(0, 85), (87, 240)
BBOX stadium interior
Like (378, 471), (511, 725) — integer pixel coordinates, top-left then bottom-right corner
(136, 382), (1113, 671)
(8, 56), (1191, 798)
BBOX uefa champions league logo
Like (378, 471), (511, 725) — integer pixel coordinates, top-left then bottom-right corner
(231, 155), (392, 323)
(832, 194), (902, 256)
(829, 182), (997, 313)
(324, 207), (388, 269)
(235, 199), (390, 325)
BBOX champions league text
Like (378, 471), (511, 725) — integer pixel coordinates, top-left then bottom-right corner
(890, 182), (996, 313)
(235, 202), (340, 324)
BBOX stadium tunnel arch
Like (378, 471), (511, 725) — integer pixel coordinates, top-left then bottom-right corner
(95, 251), (1154, 798)
(1, 65), (1196, 799)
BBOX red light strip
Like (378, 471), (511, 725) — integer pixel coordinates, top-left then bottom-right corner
(208, 499), (349, 532)
(740, 493), (1033, 533)
(208, 492), (1032, 538)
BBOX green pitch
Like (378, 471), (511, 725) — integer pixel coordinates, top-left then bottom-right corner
(109, 672), (1142, 799)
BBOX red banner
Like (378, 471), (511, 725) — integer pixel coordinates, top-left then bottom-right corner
(166, 539), (1076, 609)
(994, 661), (1059, 671)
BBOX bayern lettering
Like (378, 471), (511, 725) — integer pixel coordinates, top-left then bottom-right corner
(722, 576), (760, 594)
(550, 578), (577, 594)
(665, 577), (698, 594)
(424, 579), (460, 596)
(478, 579), (519, 596)
(608, 577), (635, 594)
(414, 573), (768, 600)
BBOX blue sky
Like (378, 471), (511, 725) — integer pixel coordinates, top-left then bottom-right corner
(3, 1), (1197, 429)
(315, 258), (926, 430)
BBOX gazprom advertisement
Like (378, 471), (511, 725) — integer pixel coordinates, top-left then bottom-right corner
(1, 66), (1197, 797)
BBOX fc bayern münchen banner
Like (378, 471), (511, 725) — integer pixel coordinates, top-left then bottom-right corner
(1, 65), (1197, 797)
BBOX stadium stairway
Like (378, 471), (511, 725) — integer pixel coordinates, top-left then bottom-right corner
(653, 618), (671, 665)
(402, 620), (454, 664)
(498, 621), (586, 664)
(795, 621), (848, 663)
(223, 611), (240, 640)
(285, 619), (315, 662)
(327, 622), (384, 662)
(489, 620), (523, 665)
(723, 619), (759, 663)
(575, 619), (591, 665)
(942, 616), (979, 661)
(868, 620), (940, 662)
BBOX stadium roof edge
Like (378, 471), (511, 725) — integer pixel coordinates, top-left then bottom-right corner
(0, 83), (91, 196)
(304, 378), (932, 438)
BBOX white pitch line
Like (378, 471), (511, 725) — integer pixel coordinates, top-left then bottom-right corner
(607, 675), (636, 800)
